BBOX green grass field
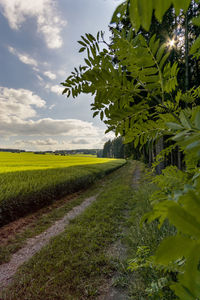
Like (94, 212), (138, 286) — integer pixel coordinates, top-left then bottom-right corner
(0, 152), (125, 226)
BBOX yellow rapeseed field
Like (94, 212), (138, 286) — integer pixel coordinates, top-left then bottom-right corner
(0, 152), (114, 173)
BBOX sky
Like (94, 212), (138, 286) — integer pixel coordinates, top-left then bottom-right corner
(0, 0), (120, 151)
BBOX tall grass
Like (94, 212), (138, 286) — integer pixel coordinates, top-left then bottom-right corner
(124, 179), (176, 299)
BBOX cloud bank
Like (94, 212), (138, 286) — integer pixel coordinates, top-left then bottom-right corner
(0, 86), (109, 150)
(0, 0), (66, 49)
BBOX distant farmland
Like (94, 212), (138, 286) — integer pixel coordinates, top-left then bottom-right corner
(0, 152), (126, 226)
(0, 152), (116, 173)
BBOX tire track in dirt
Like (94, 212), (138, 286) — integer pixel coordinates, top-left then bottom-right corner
(0, 194), (97, 290)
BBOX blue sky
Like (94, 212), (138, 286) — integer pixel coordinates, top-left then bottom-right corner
(0, 0), (119, 151)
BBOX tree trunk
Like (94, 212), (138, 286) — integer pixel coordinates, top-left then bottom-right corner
(185, 10), (189, 91)
(171, 150), (173, 165)
(155, 137), (164, 174)
(177, 147), (182, 170)
(148, 143), (153, 167)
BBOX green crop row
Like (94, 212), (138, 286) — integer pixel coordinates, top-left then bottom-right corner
(0, 160), (125, 226)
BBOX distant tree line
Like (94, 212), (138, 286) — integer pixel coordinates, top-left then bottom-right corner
(0, 148), (25, 153)
(100, 136), (142, 159)
(55, 149), (98, 155)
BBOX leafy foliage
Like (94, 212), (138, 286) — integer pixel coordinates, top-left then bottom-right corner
(111, 0), (194, 32)
(62, 31), (179, 148)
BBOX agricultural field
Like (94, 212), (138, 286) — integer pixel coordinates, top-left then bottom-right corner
(0, 152), (113, 173)
(0, 152), (126, 226)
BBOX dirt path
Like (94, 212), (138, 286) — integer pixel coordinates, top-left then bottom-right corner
(99, 163), (141, 300)
(0, 194), (97, 290)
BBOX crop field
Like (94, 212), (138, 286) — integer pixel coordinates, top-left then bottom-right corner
(0, 152), (114, 173)
(0, 152), (125, 226)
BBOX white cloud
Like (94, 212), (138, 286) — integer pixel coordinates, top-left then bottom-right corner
(0, 86), (108, 150)
(49, 104), (55, 110)
(36, 74), (43, 82)
(0, 87), (45, 122)
(43, 71), (56, 80)
(14, 136), (103, 151)
(0, 0), (66, 49)
(15, 138), (58, 147)
(45, 84), (63, 95)
(50, 85), (63, 95)
(57, 69), (67, 77)
(0, 87), (100, 138)
(8, 46), (59, 83)
(0, 118), (99, 137)
(71, 138), (90, 145)
(8, 46), (38, 67)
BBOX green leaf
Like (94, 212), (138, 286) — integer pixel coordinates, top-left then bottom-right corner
(79, 47), (86, 53)
(159, 52), (170, 70)
(166, 122), (183, 130)
(155, 235), (195, 265)
(190, 35), (200, 56)
(180, 111), (192, 129)
(93, 111), (99, 118)
(84, 58), (91, 67)
(172, 130), (189, 141)
(62, 88), (68, 95)
(173, 0), (190, 15)
(105, 126), (115, 134)
(86, 33), (95, 43)
(192, 15), (200, 26)
(129, 0), (141, 32)
(97, 31), (100, 42)
(134, 136), (139, 148)
(156, 44), (165, 63)
(171, 283), (196, 300)
(153, 0), (171, 23)
(167, 204), (200, 238)
(185, 140), (200, 150)
(180, 190), (200, 222)
(78, 40), (87, 47)
(139, 0), (153, 31)
(110, 1), (127, 24)
(194, 110), (200, 129)
(81, 35), (90, 45)
(181, 244), (200, 296)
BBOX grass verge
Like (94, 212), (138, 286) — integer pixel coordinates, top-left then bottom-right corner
(1, 161), (136, 300)
(115, 172), (177, 299)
